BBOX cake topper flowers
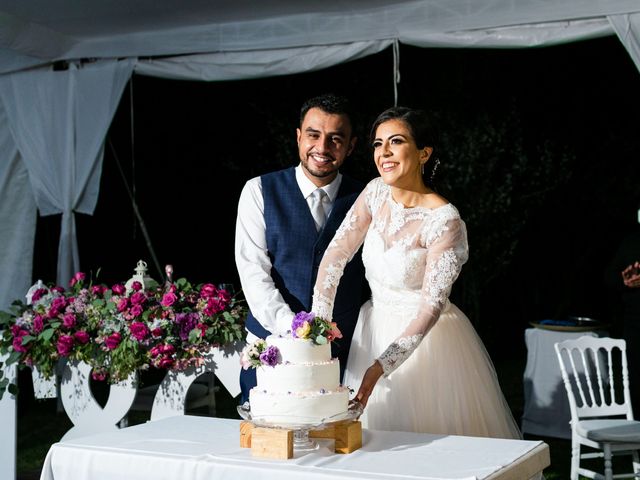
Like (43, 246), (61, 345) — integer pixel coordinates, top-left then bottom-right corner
(240, 339), (281, 369)
(291, 311), (342, 345)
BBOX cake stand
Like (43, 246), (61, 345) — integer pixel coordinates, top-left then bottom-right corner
(237, 401), (363, 451)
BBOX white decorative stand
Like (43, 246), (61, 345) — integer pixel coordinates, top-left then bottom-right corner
(0, 353), (17, 480)
(59, 361), (137, 441)
(150, 342), (243, 420)
(32, 366), (57, 399)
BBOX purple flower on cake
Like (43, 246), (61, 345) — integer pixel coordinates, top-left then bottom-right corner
(292, 311), (315, 339)
(291, 311), (342, 345)
(259, 345), (280, 367)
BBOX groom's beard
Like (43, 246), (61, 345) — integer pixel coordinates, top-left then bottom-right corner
(301, 153), (341, 180)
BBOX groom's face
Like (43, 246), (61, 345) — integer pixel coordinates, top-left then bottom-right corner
(297, 107), (355, 187)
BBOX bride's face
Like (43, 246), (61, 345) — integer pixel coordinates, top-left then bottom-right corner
(372, 119), (429, 189)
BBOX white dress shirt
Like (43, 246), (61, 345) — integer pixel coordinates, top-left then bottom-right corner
(235, 165), (343, 342)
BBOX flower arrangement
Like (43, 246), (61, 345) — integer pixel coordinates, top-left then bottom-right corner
(240, 339), (280, 370)
(291, 311), (342, 345)
(239, 310), (341, 370)
(0, 271), (247, 398)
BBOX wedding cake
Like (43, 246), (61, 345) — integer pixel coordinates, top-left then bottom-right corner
(242, 313), (349, 425)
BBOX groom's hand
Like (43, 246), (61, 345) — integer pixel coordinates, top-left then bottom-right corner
(355, 360), (384, 408)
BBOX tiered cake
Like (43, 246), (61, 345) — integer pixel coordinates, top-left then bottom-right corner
(249, 334), (349, 424)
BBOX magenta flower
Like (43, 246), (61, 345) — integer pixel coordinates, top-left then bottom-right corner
(111, 284), (126, 296)
(91, 369), (107, 381)
(130, 292), (146, 305)
(51, 286), (65, 294)
(129, 321), (149, 341)
(175, 312), (199, 341)
(151, 327), (163, 338)
(33, 314), (44, 333)
(200, 283), (217, 299)
(31, 288), (48, 303)
(62, 313), (76, 329)
(116, 298), (129, 313)
(161, 292), (178, 307)
(57, 335), (74, 356)
(48, 297), (67, 318)
(158, 356), (174, 368)
(69, 272), (86, 287)
(130, 304), (143, 317)
(91, 285), (107, 296)
(131, 281), (143, 292)
(74, 331), (90, 344)
(12, 335), (29, 353)
(104, 332), (121, 350)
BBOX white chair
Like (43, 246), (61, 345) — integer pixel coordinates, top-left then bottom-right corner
(555, 336), (640, 479)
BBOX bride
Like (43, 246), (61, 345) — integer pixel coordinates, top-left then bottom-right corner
(311, 106), (520, 439)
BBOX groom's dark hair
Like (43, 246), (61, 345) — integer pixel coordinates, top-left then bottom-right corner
(299, 93), (354, 130)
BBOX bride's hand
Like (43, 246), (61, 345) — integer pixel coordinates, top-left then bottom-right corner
(354, 361), (384, 408)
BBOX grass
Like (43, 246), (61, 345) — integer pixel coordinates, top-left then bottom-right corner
(13, 352), (617, 479)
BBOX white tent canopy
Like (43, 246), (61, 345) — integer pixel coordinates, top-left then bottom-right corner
(0, 0), (639, 312)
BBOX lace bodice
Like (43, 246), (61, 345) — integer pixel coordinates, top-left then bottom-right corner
(312, 178), (468, 376)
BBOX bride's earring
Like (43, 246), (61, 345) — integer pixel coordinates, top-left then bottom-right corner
(420, 162), (425, 175)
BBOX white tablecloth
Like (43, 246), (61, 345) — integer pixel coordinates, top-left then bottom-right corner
(522, 327), (605, 439)
(40, 416), (549, 480)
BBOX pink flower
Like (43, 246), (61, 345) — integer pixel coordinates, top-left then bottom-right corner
(62, 313), (76, 329)
(151, 327), (163, 338)
(327, 322), (343, 342)
(48, 297), (67, 318)
(51, 286), (65, 294)
(116, 298), (129, 313)
(33, 314), (44, 333)
(200, 283), (217, 299)
(104, 332), (121, 350)
(204, 298), (225, 316)
(131, 281), (142, 292)
(158, 356), (174, 368)
(129, 321), (149, 341)
(91, 370), (107, 381)
(111, 284), (126, 295)
(91, 285), (107, 296)
(12, 336), (29, 353)
(161, 292), (178, 307)
(130, 304), (143, 317)
(69, 272), (86, 287)
(56, 335), (74, 356)
(149, 345), (161, 358)
(74, 331), (90, 344)
(130, 292), (146, 305)
(31, 288), (48, 302)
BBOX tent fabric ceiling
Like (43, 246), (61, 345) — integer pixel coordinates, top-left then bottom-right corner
(1, 0), (640, 75)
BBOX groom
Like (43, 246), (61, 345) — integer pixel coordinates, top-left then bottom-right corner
(235, 93), (367, 403)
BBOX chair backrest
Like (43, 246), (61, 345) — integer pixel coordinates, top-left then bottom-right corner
(555, 336), (633, 422)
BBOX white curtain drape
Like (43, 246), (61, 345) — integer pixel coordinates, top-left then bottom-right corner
(135, 40), (392, 81)
(0, 103), (36, 312)
(0, 59), (134, 287)
(609, 13), (640, 72)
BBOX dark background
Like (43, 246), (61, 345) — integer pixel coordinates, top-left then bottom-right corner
(32, 35), (640, 360)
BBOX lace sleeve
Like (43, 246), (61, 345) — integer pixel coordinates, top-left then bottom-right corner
(311, 182), (374, 320)
(377, 214), (469, 376)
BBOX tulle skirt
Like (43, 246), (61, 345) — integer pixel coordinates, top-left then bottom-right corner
(343, 299), (521, 439)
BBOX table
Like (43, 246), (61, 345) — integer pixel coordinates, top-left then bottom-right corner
(522, 327), (606, 439)
(41, 416), (549, 480)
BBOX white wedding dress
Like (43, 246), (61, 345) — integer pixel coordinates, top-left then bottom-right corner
(312, 178), (521, 439)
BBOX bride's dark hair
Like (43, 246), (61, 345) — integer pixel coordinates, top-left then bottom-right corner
(370, 106), (440, 186)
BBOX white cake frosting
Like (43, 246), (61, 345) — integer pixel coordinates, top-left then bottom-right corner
(249, 334), (349, 424)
